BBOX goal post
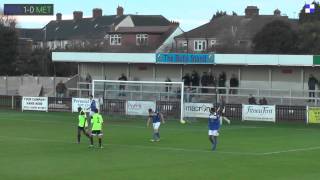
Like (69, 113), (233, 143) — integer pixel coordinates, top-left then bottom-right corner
(92, 80), (184, 122)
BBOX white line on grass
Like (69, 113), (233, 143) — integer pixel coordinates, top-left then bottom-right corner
(261, 146), (320, 155)
(2, 135), (320, 156)
(105, 143), (262, 156)
(1, 116), (317, 133)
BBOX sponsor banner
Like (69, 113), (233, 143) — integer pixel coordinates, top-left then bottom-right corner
(242, 105), (276, 122)
(126, 101), (156, 116)
(22, 96), (48, 112)
(72, 98), (100, 112)
(307, 107), (320, 124)
(184, 103), (213, 118)
(156, 53), (214, 64)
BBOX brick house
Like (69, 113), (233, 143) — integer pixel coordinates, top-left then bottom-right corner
(174, 6), (298, 54)
(18, 6), (182, 53)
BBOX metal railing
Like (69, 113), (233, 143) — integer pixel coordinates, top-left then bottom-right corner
(0, 95), (20, 109)
(67, 82), (320, 106)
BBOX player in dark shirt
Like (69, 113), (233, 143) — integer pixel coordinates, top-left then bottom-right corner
(208, 107), (221, 151)
(147, 108), (165, 142)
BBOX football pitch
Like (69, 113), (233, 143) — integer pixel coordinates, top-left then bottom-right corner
(0, 110), (320, 180)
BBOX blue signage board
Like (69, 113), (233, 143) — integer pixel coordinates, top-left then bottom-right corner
(156, 53), (214, 64)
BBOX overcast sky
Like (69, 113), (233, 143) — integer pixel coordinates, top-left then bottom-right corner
(0, 0), (311, 31)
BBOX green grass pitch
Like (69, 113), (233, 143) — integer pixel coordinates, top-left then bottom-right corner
(0, 109), (320, 180)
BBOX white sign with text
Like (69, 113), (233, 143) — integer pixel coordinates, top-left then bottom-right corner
(242, 105), (276, 122)
(72, 98), (100, 112)
(184, 103), (213, 118)
(126, 101), (156, 116)
(22, 97), (48, 112)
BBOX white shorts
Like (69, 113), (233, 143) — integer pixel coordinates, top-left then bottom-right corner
(89, 111), (95, 117)
(153, 122), (161, 130)
(208, 130), (219, 136)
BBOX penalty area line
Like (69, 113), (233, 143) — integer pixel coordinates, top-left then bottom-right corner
(0, 135), (259, 155)
(1, 135), (319, 156)
(106, 143), (261, 156)
(260, 146), (320, 155)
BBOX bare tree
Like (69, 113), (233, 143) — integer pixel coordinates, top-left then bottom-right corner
(0, 8), (17, 28)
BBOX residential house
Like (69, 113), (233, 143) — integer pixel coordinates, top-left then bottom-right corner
(18, 6), (182, 53)
(174, 6), (298, 54)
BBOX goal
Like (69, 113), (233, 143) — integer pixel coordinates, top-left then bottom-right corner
(92, 80), (184, 122)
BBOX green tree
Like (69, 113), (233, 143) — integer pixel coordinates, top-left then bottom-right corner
(252, 20), (298, 54)
(232, 11), (238, 16)
(299, 1), (320, 23)
(14, 49), (52, 75)
(297, 22), (320, 54)
(0, 11), (18, 75)
(0, 24), (17, 75)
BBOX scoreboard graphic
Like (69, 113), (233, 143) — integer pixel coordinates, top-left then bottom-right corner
(4, 4), (54, 15)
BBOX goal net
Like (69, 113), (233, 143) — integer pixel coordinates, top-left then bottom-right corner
(92, 80), (184, 122)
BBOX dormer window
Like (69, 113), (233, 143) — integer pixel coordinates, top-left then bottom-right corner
(110, 34), (121, 45)
(136, 34), (148, 46)
(194, 40), (206, 51)
(211, 39), (217, 46)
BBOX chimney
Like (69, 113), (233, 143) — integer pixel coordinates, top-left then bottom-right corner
(169, 20), (180, 27)
(93, 8), (102, 18)
(73, 11), (83, 21)
(245, 6), (259, 17)
(56, 13), (62, 21)
(274, 9), (281, 16)
(117, 6), (124, 16)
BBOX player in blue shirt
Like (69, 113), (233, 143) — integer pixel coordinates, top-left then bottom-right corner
(208, 107), (221, 151)
(88, 95), (97, 123)
(147, 108), (165, 142)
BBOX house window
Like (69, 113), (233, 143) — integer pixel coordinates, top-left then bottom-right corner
(194, 40), (206, 51)
(110, 34), (121, 45)
(211, 39), (217, 46)
(136, 34), (148, 46)
(182, 41), (188, 47)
